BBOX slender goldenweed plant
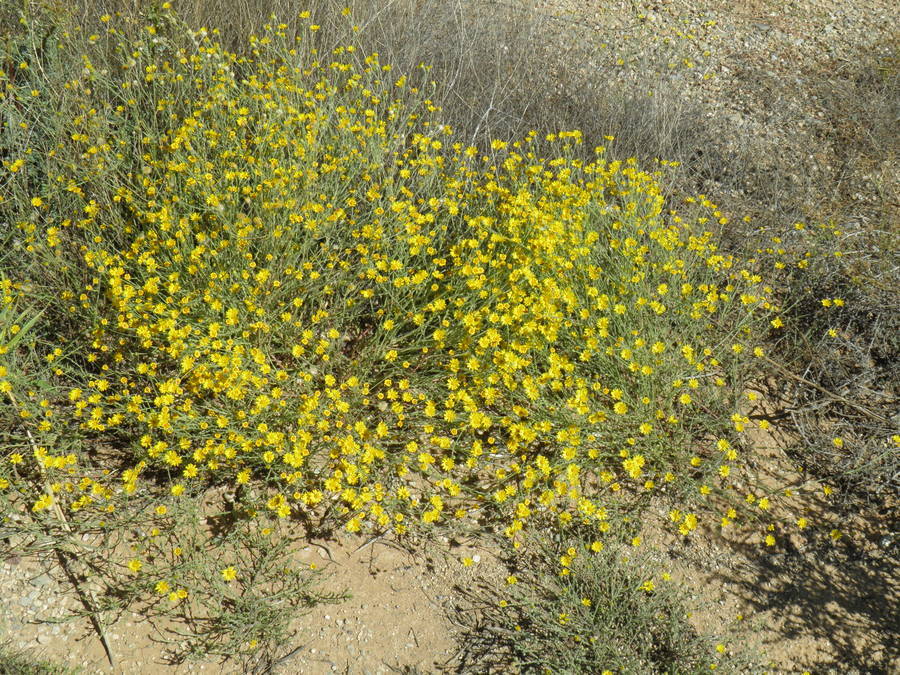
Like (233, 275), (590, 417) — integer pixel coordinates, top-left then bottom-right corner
(2, 1), (886, 669)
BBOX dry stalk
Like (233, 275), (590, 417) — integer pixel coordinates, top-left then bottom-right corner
(761, 354), (891, 424)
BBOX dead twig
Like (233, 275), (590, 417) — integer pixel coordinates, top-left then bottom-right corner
(761, 354), (892, 424)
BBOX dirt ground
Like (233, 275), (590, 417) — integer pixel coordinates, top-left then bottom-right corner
(4, 486), (895, 673)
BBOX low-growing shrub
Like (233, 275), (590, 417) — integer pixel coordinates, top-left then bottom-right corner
(2, 3), (785, 545)
(1, 1), (883, 668)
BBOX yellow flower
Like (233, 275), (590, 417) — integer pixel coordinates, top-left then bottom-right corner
(622, 454), (645, 478)
(127, 558), (142, 573)
(32, 494), (53, 511)
(221, 566), (237, 581)
(679, 513), (698, 535)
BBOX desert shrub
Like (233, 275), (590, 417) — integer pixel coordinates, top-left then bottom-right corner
(749, 44), (900, 509)
(2, 0), (881, 668)
(1, 1), (785, 545)
(754, 218), (900, 506)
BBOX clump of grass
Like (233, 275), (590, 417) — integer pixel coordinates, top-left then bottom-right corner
(100, 494), (348, 666)
(0, 642), (77, 675)
(450, 533), (747, 672)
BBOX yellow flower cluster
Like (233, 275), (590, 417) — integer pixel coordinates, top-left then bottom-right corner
(3, 8), (782, 557)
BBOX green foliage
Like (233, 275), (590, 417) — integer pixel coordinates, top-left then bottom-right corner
(452, 535), (747, 673)
(0, 643), (78, 674)
(0, 0), (892, 670)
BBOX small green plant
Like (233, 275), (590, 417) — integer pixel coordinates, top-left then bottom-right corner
(0, 642), (78, 675)
(451, 534), (747, 673)
(101, 496), (348, 665)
